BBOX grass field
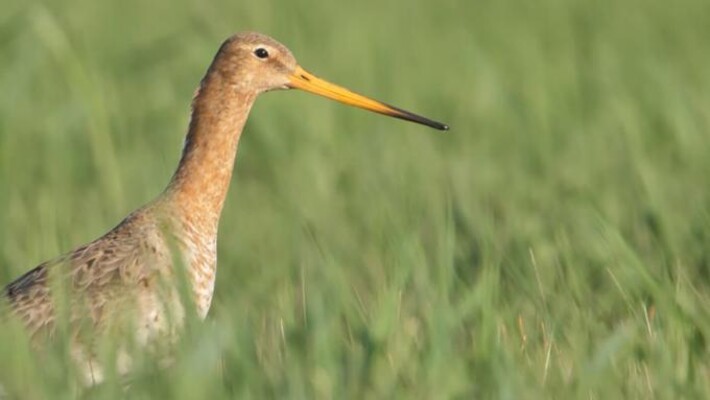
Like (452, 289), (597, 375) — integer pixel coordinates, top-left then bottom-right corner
(1, 0), (709, 398)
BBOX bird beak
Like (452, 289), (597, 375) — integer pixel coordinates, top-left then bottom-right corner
(287, 66), (448, 131)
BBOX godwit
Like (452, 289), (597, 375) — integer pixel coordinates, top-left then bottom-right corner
(2, 31), (447, 381)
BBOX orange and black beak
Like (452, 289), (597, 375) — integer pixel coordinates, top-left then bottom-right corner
(288, 66), (448, 131)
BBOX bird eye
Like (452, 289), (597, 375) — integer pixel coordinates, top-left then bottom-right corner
(254, 48), (269, 59)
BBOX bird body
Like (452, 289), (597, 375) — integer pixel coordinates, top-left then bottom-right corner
(2, 31), (447, 382)
(5, 41), (257, 342)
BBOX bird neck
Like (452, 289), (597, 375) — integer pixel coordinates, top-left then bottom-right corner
(163, 71), (257, 236)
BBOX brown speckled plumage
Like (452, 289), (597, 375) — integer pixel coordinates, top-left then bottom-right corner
(2, 31), (447, 384)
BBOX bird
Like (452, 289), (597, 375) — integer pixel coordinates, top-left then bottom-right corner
(2, 31), (447, 382)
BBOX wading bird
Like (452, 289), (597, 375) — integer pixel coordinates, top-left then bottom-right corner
(2, 32), (447, 382)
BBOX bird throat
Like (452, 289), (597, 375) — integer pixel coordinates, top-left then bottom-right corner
(165, 72), (257, 235)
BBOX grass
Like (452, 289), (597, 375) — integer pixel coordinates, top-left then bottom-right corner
(1, 0), (709, 397)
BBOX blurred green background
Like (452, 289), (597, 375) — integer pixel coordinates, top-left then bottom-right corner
(1, 0), (709, 398)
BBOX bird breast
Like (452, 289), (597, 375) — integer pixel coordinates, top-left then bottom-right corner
(173, 216), (218, 319)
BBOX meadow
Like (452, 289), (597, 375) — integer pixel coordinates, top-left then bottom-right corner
(0, 0), (709, 398)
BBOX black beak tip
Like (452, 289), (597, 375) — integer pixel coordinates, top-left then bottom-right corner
(385, 103), (449, 131)
(427, 120), (449, 131)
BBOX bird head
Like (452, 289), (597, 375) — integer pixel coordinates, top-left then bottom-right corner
(211, 31), (448, 130)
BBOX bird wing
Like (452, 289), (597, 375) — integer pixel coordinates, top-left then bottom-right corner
(3, 212), (167, 337)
